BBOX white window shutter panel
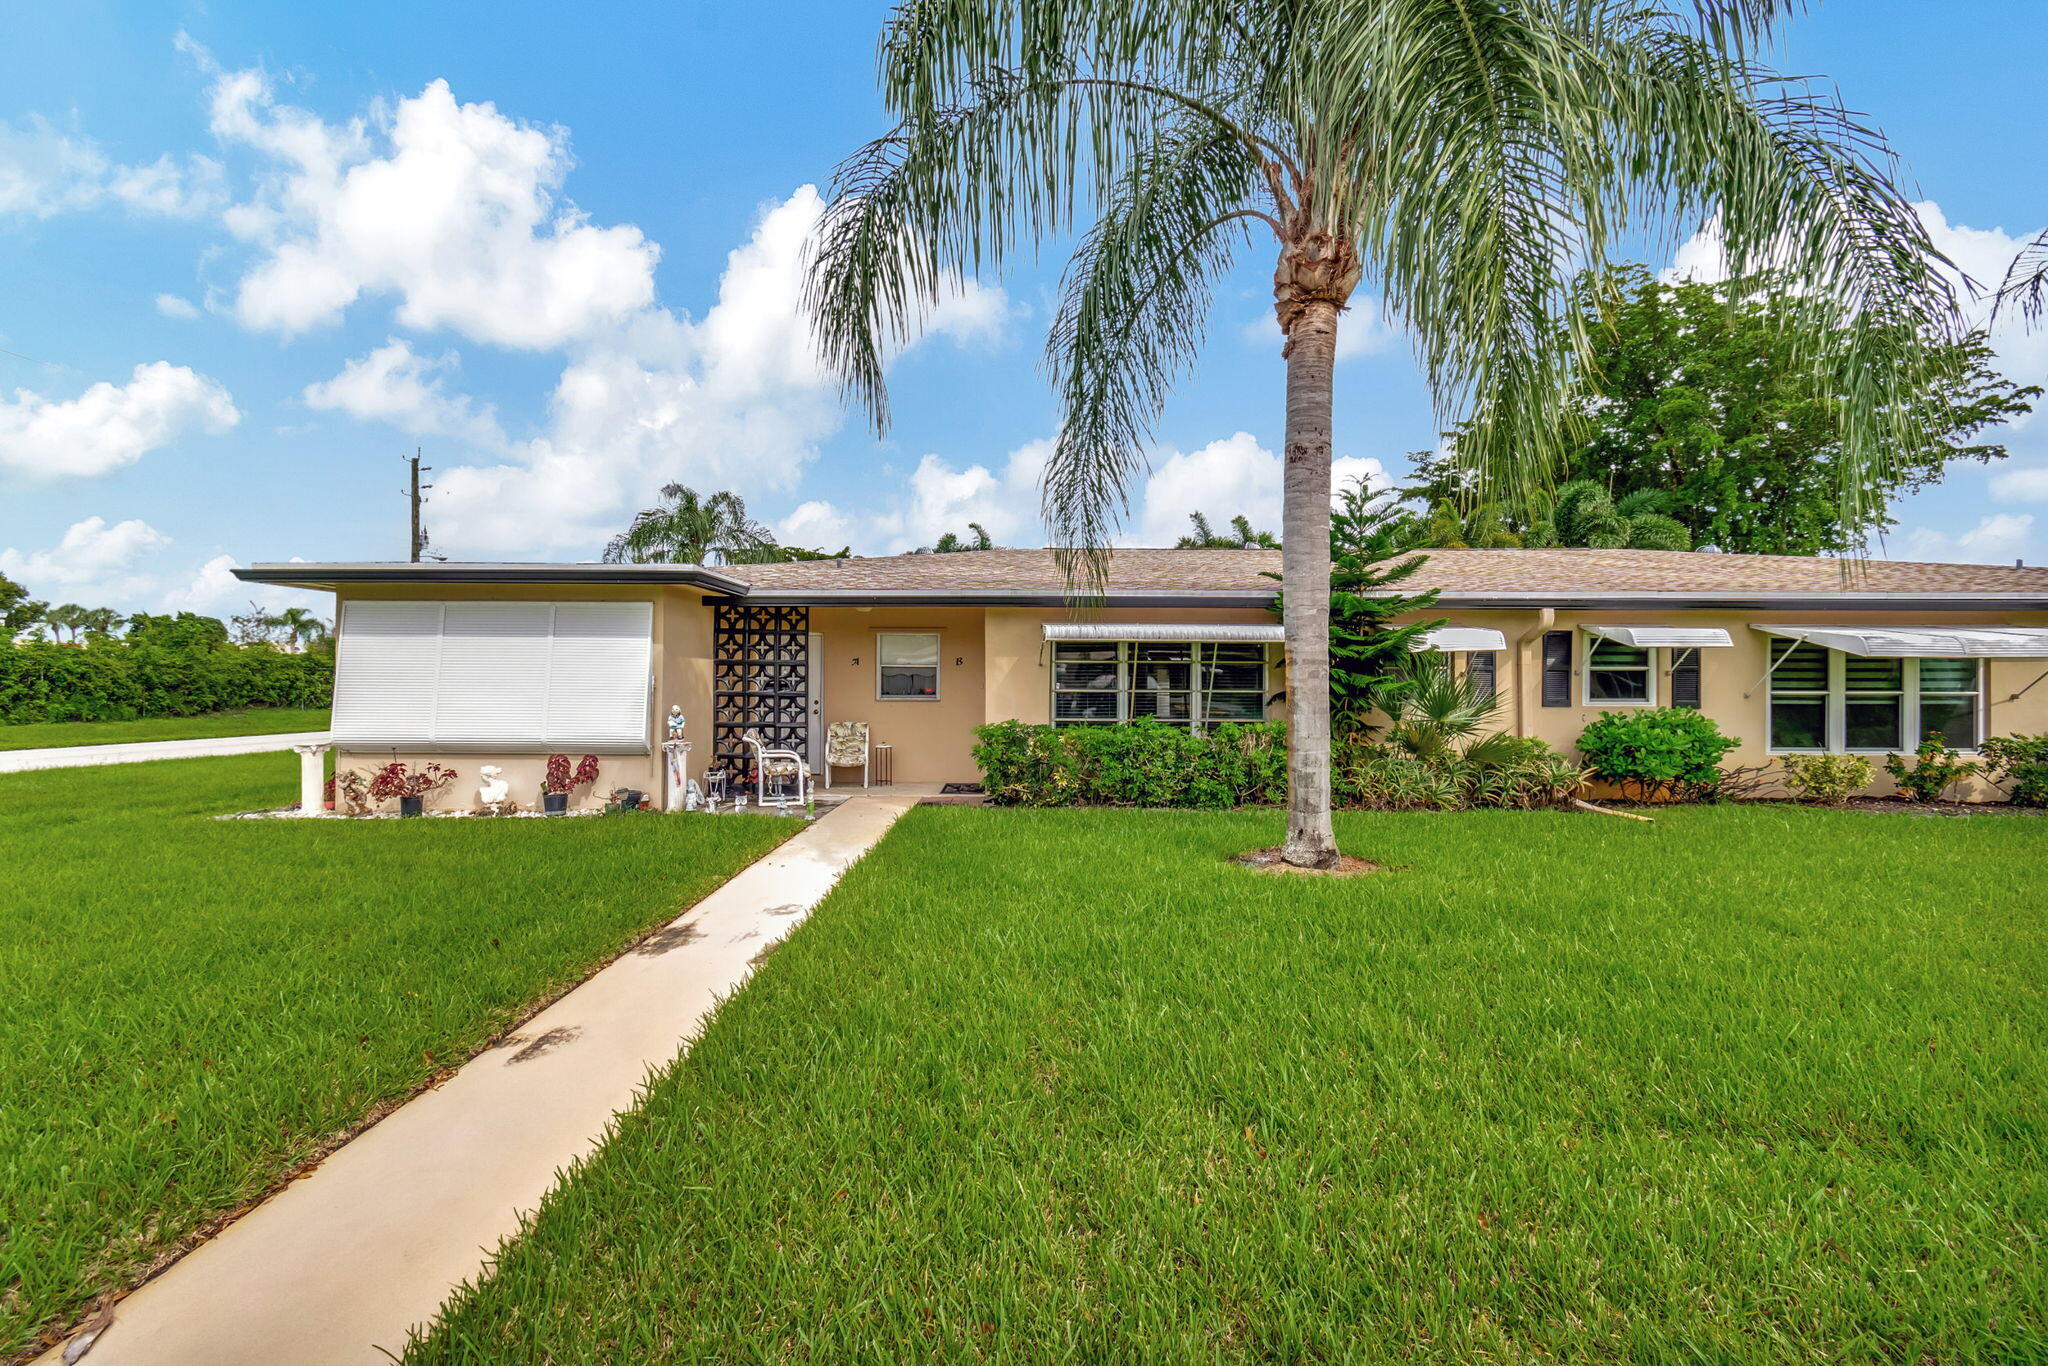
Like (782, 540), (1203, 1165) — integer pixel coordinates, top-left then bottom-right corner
(332, 601), (442, 748)
(544, 602), (654, 752)
(436, 603), (553, 749)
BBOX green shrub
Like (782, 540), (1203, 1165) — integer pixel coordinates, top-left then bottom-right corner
(1576, 708), (1741, 801)
(0, 639), (333, 725)
(1780, 753), (1871, 804)
(1459, 735), (1590, 809)
(1979, 733), (2048, 807)
(971, 720), (1285, 809)
(1884, 733), (1979, 802)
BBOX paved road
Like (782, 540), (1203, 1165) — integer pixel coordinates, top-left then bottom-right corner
(0, 731), (331, 774)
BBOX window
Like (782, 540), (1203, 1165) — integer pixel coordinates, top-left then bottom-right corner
(1050, 642), (1268, 728)
(876, 632), (940, 699)
(333, 600), (654, 752)
(1583, 636), (1653, 704)
(1767, 641), (1982, 752)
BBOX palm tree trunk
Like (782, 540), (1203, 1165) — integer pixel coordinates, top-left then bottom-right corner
(1279, 298), (1340, 868)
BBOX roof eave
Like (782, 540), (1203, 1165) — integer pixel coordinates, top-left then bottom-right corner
(232, 562), (751, 594)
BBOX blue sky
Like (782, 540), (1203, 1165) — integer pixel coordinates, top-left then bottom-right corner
(1, 1), (2043, 616)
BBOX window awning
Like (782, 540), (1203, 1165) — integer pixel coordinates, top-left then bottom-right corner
(1043, 622), (1283, 644)
(1753, 625), (2048, 657)
(1409, 626), (1507, 652)
(1584, 625), (1734, 649)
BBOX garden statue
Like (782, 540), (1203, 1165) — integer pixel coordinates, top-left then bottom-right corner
(477, 765), (511, 813)
(666, 706), (686, 741)
(662, 707), (691, 811)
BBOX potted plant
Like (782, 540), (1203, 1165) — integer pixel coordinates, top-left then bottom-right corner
(367, 760), (458, 816)
(541, 754), (601, 814)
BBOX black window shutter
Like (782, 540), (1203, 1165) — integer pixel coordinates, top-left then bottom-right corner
(1468, 650), (1496, 701)
(1540, 631), (1572, 707)
(1671, 648), (1702, 709)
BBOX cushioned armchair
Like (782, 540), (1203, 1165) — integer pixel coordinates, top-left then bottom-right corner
(824, 720), (871, 789)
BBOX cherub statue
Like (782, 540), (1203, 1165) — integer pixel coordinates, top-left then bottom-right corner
(665, 705), (687, 742)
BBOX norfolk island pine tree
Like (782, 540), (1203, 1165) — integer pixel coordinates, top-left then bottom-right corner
(804, 1), (1962, 868)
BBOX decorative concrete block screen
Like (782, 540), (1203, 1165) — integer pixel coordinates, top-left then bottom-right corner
(712, 602), (809, 773)
(332, 600), (654, 752)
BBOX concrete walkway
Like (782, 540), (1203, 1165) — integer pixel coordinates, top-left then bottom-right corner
(44, 793), (919, 1366)
(0, 731), (329, 774)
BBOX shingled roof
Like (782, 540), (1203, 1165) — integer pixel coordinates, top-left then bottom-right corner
(237, 545), (2048, 606)
(736, 546), (2048, 602)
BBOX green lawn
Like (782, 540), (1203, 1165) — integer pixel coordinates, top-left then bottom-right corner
(0, 707), (330, 751)
(0, 754), (789, 1360)
(409, 805), (2045, 1364)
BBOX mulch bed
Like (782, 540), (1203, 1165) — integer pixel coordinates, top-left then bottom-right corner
(1231, 847), (1388, 877)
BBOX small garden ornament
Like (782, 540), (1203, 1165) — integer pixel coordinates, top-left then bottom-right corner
(476, 765), (512, 814)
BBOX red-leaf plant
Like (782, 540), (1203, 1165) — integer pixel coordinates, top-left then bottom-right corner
(542, 754), (601, 796)
(366, 761), (458, 802)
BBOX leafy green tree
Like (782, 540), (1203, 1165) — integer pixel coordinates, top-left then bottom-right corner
(1322, 480), (1442, 727)
(931, 522), (995, 552)
(124, 612), (232, 650)
(806, 2), (1963, 866)
(1519, 480), (1692, 551)
(0, 571), (46, 636)
(1175, 512), (1280, 548)
(42, 604), (90, 644)
(1419, 265), (2035, 554)
(603, 485), (776, 565)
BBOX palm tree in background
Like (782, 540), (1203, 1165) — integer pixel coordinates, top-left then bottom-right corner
(42, 603), (89, 644)
(1176, 512), (1281, 549)
(932, 522), (995, 552)
(78, 607), (126, 641)
(807, 1), (1961, 867)
(603, 485), (776, 565)
(270, 607), (331, 651)
(1524, 482), (1692, 551)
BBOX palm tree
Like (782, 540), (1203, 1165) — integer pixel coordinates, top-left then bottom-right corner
(1524, 481), (1692, 551)
(270, 607), (331, 651)
(932, 522), (995, 552)
(806, 2), (1960, 867)
(78, 607), (126, 641)
(602, 485), (774, 565)
(42, 603), (88, 644)
(1997, 231), (2048, 325)
(1176, 512), (1281, 548)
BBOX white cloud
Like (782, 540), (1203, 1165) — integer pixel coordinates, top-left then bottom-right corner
(0, 362), (240, 478)
(775, 500), (855, 551)
(773, 439), (1050, 554)
(206, 63), (659, 348)
(1898, 513), (2036, 565)
(155, 293), (201, 320)
(430, 186), (1012, 554)
(0, 115), (223, 219)
(1990, 466), (2048, 501)
(1127, 431), (1388, 545)
(160, 552), (326, 615)
(303, 339), (507, 450)
(0, 516), (170, 601)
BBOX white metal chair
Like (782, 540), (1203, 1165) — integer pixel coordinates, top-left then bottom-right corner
(739, 729), (812, 813)
(823, 720), (871, 789)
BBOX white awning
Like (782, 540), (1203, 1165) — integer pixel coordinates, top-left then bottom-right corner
(1409, 626), (1507, 653)
(1753, 625), (2048, 657)
(1043, 622), (1283, 644)
(1584, 625), (1734, 649)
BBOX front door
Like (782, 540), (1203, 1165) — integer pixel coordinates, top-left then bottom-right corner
(806, 631), (824, 772)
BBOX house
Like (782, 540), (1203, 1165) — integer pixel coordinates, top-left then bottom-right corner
(237, 547), (2048, 804)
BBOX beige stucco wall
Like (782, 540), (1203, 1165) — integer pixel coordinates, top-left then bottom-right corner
(807, 606), (987, 784)
(984, 606), (1291, 729)
(1473, 606), (2048, 801)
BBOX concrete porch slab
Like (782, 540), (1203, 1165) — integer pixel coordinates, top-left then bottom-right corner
(44, 793), (919, 1366)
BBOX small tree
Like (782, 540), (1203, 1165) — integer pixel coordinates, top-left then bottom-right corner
(1176, 512), (1280, 549)
(932, 523), (995, 553)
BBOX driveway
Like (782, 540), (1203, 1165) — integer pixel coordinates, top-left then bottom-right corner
(0, 732), (331, 774)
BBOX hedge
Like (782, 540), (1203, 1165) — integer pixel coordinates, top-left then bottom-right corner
(0, 641), (333, 724)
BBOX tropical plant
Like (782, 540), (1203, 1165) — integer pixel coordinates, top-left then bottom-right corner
(1413, 498), (1521, 549)
(1378, 655), (1505, 766)
(365, 761), (458, 803)
(0, 571), (46, 636)
(1522, 481), (1692, 551)
(1996, 230), (2048, 325)
(1577, 708), (1741, 802)
(932, 522), (995, 552)
(1321, 479), (1442, 727)
(1176, 512), (1280, 549)
(603, 485), (775, 565)
(1978, 733), (2048, 808)
(1884, 734), (1978, 803)
(1780, 752), (1871, 804)
(269, 607), (330, 651)
(805, 1), (1962, 867)
(542, 754), (603, 796)
(42, 604), (89, 644)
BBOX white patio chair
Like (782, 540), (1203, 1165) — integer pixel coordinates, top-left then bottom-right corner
(739, 728), (812, 813)
(823, 720), (871, 789)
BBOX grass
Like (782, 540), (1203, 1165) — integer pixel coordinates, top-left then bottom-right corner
(408, 804), (2045, 1364)
(0, 707), (330, 751)
(0, 753), (789, 1360)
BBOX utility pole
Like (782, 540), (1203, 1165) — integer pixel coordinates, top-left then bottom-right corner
(404, 449), (432, 562)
